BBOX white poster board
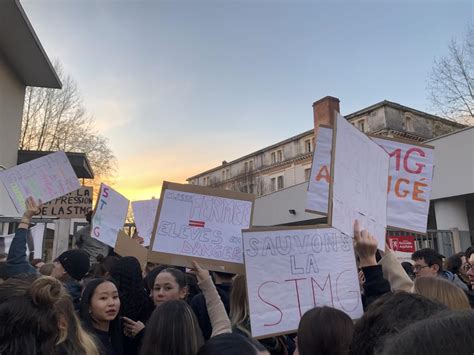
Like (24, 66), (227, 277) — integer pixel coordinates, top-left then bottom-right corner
(132, 199), (160, 246)
(0, 152), (80, 213)
(1, 223), (46, 259)
(242, 227), (363, 338)
(371, 138), (434, 233)
(149, 182), (254, 273)
(91, 184), (129, 248)
(306, 126), (332, 214)
(330, 114), (389, 248)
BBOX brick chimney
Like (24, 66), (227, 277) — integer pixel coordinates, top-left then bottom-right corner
(312, 96), (340, 129)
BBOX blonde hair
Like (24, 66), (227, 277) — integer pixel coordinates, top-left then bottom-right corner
(229, 275), (251, 337)
(55, 292), (100, 355)
(414, 277), (470, 310)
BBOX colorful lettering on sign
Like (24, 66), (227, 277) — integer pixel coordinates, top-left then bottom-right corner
(315, 165), (330, 183)
(93, 226), (101, 237)
(389, 147), (426, 174)
(387, 177), (428, 202)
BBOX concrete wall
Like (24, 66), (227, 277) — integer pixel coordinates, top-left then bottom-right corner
(430, 127), (474, 200)
(434, 198), (470, 230)
(253, 181), (324, 226)
(0, 53), (25, 217)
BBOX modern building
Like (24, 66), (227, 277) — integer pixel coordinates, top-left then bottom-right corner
(0, 0), (61, 217)
(187, 98), (464, 198)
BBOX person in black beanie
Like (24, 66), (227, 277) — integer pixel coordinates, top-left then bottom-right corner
(51, 249), (90, 310)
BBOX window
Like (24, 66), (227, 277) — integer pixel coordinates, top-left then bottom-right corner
(277, 176), (284, 190)
(244, 162), (249, 172)
(271, 152), (276, 164)
(270, 178), (276, 192)
(226, 169), (230, 179)
(222, 171), (226, 181)
(249, 184), (254, 194)
(304, 168), (311, 181)
(305, 139), (312, 153)
(241, 185), (248, 193)
(277, 150), (283, 162)
(405, 116), (414, 132)
(248, 160), (254, 171)
(358, 120), (366, 132)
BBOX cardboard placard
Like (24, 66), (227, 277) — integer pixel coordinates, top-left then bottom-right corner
(329, 114), (389, 248)
(38, 186), (93, 219)
(91, 184), (129, 248)
(132, 199), (160, 247)
(306, 125), (332, 214)
(242, 225), (363, 338)
(0, 151), (80, 213)
(148, 181), (255, 274)
(114, 230), (148, 271)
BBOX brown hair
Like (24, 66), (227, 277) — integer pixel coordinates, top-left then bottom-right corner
(229, 275), (250, 337)
(39, 263), (55, 276)
(298, 306), (354, 355)
(413, 277), (470, 310)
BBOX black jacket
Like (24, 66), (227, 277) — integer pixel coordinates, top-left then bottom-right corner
(191, 283), (232, 340)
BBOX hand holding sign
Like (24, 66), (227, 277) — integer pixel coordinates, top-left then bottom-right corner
(353, 220), (378, 267)
(23, 197), (41, 220)
(192, 260), (210, 283)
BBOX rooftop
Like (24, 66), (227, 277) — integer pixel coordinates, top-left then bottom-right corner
(0, 0), (61, 89)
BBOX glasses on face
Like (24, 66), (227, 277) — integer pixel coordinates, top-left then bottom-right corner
(413, 265), (430, 272)
(462, 263), (472, 272)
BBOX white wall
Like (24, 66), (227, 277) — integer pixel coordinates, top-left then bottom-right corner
(0, 54), (25, 217)
(434, 198), (470, 230)
(253, 182), (324, 226)
(430, 127), (474, 200)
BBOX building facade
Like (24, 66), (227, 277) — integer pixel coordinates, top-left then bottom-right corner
(187, 99), (464, 196)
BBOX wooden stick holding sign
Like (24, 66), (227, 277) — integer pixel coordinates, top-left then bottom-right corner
(242, 225), (363, 338)
(148, 181), (255, 274)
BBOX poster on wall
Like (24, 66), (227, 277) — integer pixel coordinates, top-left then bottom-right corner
(148, 181), (254, 273)
(242, 226), (363, 338)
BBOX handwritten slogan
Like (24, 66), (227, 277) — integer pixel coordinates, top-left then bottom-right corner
(132, 199), (160, 246)
(306, 126), (332, 214)
(0, 152), (80, 213)
(242, 227), (363, 338)
(372, 138), (434, 233)
(38, 186), (93, 219)
(331, 114), (389, 248)
(91, 184), (129, 248)
(152, 189), (252, 264)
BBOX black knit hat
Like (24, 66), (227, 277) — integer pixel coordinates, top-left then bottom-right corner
(56, 250), (90, 281)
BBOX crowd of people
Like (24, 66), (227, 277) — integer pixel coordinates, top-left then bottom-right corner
(0, 197), (473, 355)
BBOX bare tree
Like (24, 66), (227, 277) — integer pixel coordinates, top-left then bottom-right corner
(20, 62), (117, 184)
(428, 27), (473, 124)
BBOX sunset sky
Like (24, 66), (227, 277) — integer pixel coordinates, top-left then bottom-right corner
(21, 0), (472, 201)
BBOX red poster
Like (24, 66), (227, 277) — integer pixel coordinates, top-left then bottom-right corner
(388, 235), (416, 253)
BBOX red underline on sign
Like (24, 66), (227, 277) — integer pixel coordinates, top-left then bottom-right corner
(189, 220), (205, 228)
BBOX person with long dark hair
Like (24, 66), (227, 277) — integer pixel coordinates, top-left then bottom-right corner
(109, 257), (154, 355)
(79, 278), (123, 355)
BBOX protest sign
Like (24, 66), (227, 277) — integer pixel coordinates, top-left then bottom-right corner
(371, 137), (434, 233)
(132, 199), (160, 246)
(306, 125), (332, 214)
(91, 184), (129, 248)
(387, 235), (416, 263)
(242, 226), (363, 338)
(0, 223), (46, 259)
(38, 186), (93, 219)
(148, 181), (254, 273)
(115, 230), (148, 270)
(0, 151), (80, 213)
(329, 114), (389, 248)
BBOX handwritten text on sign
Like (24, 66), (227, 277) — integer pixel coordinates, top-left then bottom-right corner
(38, 186), (93, 219)
(372, 138), (434, 233)
(153, 189), (252, 263)
(91, 184), (129, 248)
(0, 151), (80, 213)
(242, 228), (363, 338)
(306, 126), (332, 214)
